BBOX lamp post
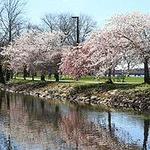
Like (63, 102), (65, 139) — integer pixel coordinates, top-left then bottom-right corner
(72, 16), (79, 46)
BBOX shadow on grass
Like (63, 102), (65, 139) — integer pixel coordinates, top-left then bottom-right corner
(54, 80), (75, 84)
(101, 83), (141, 90)
(10, 78), (147, 92)
(8, 79), (49, 90)
(73, 83), (144, 92)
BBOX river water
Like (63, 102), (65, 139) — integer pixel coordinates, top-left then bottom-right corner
(0, 91), (149, 150)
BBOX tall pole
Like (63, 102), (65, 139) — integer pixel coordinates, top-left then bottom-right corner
(76, 17), (79, 45)
(72, 16), (79, 46)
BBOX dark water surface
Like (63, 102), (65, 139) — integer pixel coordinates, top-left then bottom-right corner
(0, 91), (149, 150)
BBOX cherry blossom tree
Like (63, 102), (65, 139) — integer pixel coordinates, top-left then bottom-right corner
(2, 31), (65, 81)
(107, 12), (150, 83)
(60, 45), (91, 80)
(3, 12), (150, 84)
(83, 29), (125, 83)
(61, 12), (150, 83)
(60, 29), (124, 82)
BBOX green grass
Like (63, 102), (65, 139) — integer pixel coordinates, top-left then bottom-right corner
(122, 76), (144, 83)
(11, 76), (148, 91)
(7, 76), (150, 97)
(12, 75), (148, 85)
(10, 78), (40, 84)
(13, 75), (144, 85)
(62, 75), (144, 84)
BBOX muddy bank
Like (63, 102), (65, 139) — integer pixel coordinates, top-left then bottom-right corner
(0, 81), (150, 112)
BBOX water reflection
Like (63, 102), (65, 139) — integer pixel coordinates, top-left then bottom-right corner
(143, 119), (150, 150)
(0, 91), (149, 150)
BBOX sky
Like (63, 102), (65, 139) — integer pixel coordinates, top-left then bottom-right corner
(26, 0), (150, 27)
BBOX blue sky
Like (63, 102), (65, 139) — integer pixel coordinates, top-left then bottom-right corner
(26, 0), (150, 27)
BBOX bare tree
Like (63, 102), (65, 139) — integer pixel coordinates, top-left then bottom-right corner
(42, 13), (97, 45)
(26, 22), (44, 33)
(0, 0), (26, 83)
(42, 14), (57, 33)
(0, 0), (26, 43)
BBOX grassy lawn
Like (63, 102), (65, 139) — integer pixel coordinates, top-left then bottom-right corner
(9, 76), (150, 92)
(122, 76), (144, 83)
(13, 75), (144, 84)
(61, 75), (144, 84)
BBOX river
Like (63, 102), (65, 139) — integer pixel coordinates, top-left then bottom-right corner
(0, 91), (149, 150)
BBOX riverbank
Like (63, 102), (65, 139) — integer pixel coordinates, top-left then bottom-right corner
(0, 79), (150, 112)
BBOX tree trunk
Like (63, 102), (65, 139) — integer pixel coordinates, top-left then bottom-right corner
(0, 64), (5, 84)
(48, 73), (52, 79)
(112, 68), (115, 77)
(41, 74), (45, 81)
(23, 65), (27, 80)
(10, 70), (13, 79)
(107, 68), (113, 84)
(31, 74), (34, 81)
(6, 69), (11, 82)
(127, 62), (130, 77)
(8, 23), (12, 43)
(54, 72), (59, 82)
(144, 58), (150, 84)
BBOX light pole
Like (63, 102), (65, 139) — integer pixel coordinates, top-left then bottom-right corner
(72, 16), (79, 46)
